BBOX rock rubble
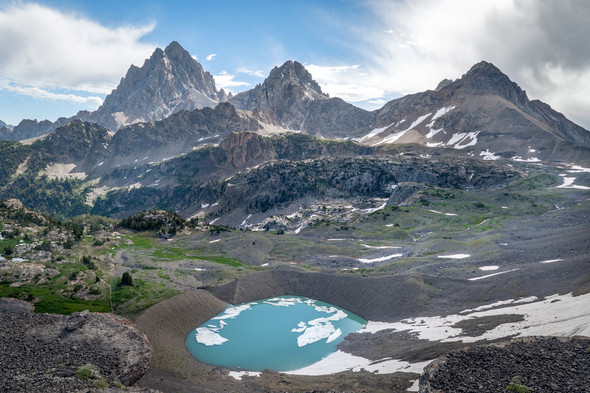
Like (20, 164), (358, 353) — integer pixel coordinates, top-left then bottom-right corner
(419, 336), (590, 393)
(0, 298), (152, 392)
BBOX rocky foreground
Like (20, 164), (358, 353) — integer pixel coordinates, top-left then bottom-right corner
(419, 336), (590, 393)
(0, 298), (152, 392)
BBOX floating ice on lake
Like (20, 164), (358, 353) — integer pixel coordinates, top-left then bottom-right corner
(213, 304), (252, 320)
(195, 326), (228, 346)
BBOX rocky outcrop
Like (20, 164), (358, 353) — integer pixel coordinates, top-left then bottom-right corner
(213, 131), (275, 168)
(419, 336), (590, 393)
(0, 298), (152, 392)
(40, 120), (112, 163)
(81, 41), (226, 130)
(387, 182), (427, 206)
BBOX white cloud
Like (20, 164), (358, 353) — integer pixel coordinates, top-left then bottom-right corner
(312, 0), (590, 129)
(0, 2), (156, 96)
(306, 64), (385, 102)
(213, 71), (250, 92)
(236, 67), (265, 78)
(0, 79), (103, 107)
(206, 53), (217, 61)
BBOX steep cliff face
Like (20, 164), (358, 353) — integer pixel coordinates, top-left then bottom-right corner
(213, 131), (275, 168)
(79, 41), (227, 130)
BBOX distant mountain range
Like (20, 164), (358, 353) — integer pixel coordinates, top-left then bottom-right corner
(1, 41), (588, 163)
(0, 41), (588, 221)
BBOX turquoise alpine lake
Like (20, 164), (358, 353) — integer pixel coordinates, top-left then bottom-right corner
(185, 296), (367, 372)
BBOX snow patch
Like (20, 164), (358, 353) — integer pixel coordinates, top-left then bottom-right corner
(512, 156), (541, 163)
(468, 268), (519, 281)
(363, 202), (387, 214)
(479, 149), (501, 160)
(432, 105), (455, 121)
(479, 265), (499, 271)
(360, 292), (590, 343)
(286, 350), (429, 376)
(540, 258), (564, 264)
(460, 296), (538, 313)
(357, 253), (403, 263)
(362, 244), (401, 249)
(447, 131), (480, 149)
(359, 123), (394, 142)
(568, 165), (590, 173)
(407, 379), (420, 392)
(228, 371), (261, 380)
(556, 177), (590, 190)
(241, 214), (252, 226)
(375, 113), (432, 145)
(437, 254), (470, 259)
(429, 209), (458, 216)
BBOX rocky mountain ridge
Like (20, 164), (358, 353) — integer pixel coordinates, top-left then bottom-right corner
(1, 42), (588, 167)
(230, 60), (376, 138)
(361, 61), (590, 162)
(78, 41), (228, 131)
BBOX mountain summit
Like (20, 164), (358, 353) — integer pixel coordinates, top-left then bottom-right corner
(229, 60), (327, 129)
(230, 60), (374, 137)
(79, 41), (227, 130)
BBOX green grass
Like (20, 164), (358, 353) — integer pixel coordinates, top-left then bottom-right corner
(110, 276), (181, 317)
(0, 238), (21, 253)
(0, 283), (110, 314)
(151, 246), (244, 267)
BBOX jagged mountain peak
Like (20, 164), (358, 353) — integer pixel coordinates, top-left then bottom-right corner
(78, 41), (225, 131)
(266, 60), (325, 96)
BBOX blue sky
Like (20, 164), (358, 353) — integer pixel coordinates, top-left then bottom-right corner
(1, 0), (589, 129)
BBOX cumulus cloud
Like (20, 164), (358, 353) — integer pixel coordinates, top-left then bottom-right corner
(0, 2), (156, 96)
(306, 64), (385, 102)
(206, 53), (217, 61)
(213, 71), (250, 92)
(313, 0), (590, 128)
(0, 79), (103, 106)
(236, 67), (265, 78)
